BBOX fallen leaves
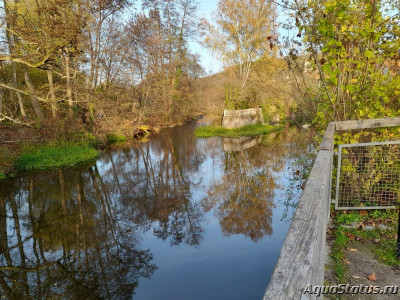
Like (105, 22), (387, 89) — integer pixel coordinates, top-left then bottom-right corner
(344, 232), (363, 241)
(348, 248), (358, 252)
(367, 272), (377, 282)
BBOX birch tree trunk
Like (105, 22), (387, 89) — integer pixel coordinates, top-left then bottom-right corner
(46, 70), (57, 119)
(12, 62), (26, 116)
(23, 65), (43, 119)
(64, 52), (74, 115)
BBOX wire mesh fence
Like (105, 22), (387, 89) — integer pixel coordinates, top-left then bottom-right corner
(335, 141), (400, 210)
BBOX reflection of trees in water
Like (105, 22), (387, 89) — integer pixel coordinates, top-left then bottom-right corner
(0, 123), (207, 298)
(97, 124), (207, 247)
(0, 172), (157, 299)
(0, 123), (314, 298)
(203, 150), (279, 242)
(203, 126), (315, 241)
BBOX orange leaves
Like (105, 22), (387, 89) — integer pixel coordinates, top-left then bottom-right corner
(367, 272), (377, 282)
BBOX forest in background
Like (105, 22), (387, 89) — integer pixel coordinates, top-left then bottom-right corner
(1, 0), (400, 173)
(0, 0), (204, 136)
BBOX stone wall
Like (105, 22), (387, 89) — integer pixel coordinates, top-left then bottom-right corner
(222, 108), (264, 129)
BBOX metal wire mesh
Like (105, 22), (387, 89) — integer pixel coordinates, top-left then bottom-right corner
(335, 141), (400, 210)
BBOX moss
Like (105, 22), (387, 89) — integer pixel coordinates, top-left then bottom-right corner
(0, 172), (6, 180)
(15, 144), (99, 171)
(194, 123), (282, 138)
(106, 133), (127, 144)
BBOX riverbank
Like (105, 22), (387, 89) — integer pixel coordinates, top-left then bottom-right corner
(194, 123), (283, 138)
(0, 119), (279, 179)
(15, 144), (100, 172)
(325, 209), (400, 296)
(0, 113), (175, 180)
(0, 126), (140, 180)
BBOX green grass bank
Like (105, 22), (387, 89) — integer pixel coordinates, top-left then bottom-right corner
(15, 144), (100, 172)
(106, 133), (128, 144)
(194, 124), (282, 138)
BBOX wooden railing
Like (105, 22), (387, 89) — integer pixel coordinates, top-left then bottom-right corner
(263, 118), (400, 300)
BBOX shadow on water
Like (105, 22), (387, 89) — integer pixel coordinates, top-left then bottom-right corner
(0, 121), (315, 299)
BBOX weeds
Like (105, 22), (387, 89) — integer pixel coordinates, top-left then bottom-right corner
(331, 226), (350, 282)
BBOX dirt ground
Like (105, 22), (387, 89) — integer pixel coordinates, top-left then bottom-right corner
(326, 234), (400, 299)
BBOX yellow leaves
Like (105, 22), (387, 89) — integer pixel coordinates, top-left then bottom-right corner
(350, 78), (358, 83)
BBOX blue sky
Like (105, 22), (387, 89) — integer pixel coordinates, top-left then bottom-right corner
(132, 0), (222, 74)
(132, 0), (291, 75)
(191, 0), (222, 74)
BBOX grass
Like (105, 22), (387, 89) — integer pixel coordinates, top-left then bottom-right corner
(330, 209), (400, 282)
(106, 133), (128, 144)
(194, 123), (282, 138)
(331, 226), (350, 282)
(15, 144), (100, 171)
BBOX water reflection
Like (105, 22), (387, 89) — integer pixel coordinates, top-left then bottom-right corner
(0, 171), (157, 299)
(222, 135), (262, 151)
(203, 150), (276, 242)
(0, 122), (314, 299)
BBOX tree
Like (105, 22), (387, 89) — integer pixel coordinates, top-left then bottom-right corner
(202, 0), (277, 108)
(290, 0), (400, 128)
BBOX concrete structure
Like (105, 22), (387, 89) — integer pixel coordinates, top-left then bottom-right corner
(222, 108), (264, 129)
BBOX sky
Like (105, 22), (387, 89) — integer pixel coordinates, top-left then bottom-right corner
(132, 0), (292, 75)
(190, 0), (222, 74)
(132, 0), (222, 74)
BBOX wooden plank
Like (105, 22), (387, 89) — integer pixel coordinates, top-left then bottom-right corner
(319, 122), (335, 151)
(264, 117), (400, 300)
(335, 118), (400, 131)
(263, 149), (332, 300)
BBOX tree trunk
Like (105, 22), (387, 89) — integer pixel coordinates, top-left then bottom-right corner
(12, 62), (26, 116)
(73, 57), (79, 104)
(3, 0), (26, 117)
(46, 70), (57, 119)
(0, 88), (2, 115)
(64, 52), (74, 115)
(23, 65), (43, 119)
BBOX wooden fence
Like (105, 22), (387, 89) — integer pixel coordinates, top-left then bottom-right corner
(264, 118), (400, 300)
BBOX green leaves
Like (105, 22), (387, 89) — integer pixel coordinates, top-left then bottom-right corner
(364, 50), (374, 59)
(294, 0), (400, 129)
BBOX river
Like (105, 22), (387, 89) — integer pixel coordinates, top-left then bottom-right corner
(0, 120), (314, 300)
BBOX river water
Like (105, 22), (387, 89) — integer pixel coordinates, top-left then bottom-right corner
(0, 121), (314, 300)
